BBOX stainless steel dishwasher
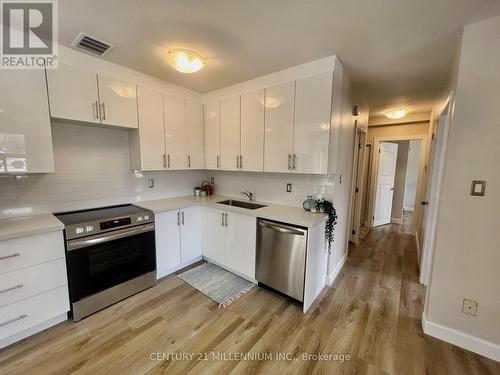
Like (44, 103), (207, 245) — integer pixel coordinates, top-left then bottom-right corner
(256, 219), (308, 302)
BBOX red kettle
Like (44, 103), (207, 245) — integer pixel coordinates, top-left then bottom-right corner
(201, 180), (214, 195)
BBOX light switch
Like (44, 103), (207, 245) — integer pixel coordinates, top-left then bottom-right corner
(470, 180), (486, 196)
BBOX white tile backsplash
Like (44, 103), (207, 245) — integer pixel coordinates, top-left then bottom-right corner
(0, 121), (207, 217)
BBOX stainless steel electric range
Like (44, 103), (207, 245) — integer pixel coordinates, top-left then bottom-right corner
(55, 204), (156, 321)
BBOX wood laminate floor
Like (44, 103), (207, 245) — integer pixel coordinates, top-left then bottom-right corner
(1, 222), (499, 375)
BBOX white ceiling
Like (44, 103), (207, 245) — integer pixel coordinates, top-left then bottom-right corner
(58, 0), (500, 116)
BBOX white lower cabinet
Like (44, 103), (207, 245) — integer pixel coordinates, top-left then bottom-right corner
(202, 207), (256, 280)
(155, 206), (202, 278)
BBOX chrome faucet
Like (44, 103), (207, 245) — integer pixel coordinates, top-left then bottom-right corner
(241, 191), (255, 201)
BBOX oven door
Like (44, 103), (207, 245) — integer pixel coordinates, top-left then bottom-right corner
(66, 223), (156, 302)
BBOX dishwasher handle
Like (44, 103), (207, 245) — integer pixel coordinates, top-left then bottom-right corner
(258, 220), (307, 236)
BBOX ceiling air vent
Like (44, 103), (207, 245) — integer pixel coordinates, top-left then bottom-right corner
(71, 32), (114, 57)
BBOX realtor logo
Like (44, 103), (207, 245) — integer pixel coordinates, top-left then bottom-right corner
(1, 0), (58, 69)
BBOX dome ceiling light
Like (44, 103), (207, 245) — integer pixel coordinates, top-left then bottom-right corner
(168, 49), (205, 73)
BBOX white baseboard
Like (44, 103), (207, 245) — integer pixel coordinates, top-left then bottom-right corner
(391, 218), (403, 224)
(326, 254), (347, 286)
(157, 256), (203, 279)
(403, 206), (415, 211)
(0, 313), (68, 350)
(422, 313), (500, 362)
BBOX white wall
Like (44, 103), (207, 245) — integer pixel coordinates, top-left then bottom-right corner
(424, 15), (500, 361)
(403, 140), (422, 210)
(0, 122), (206, 217)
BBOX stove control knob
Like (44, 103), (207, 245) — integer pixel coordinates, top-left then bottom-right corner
(137, 216), (144, 222)
(85, 225), (94, 232)
(75, 227), (84, 234)
(143, 215), (150, 221)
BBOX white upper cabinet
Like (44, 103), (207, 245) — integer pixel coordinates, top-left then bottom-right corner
(132, 86), (165, 171)
(46, 63), (100, 124)
(240, 89), (265, 172)
(204, 102), (221, 170)
(264, 82), (295, 173)
(164, 94), (186, 170)
(0, 69), (54, 174)
(293, 72), (333, 174)
(220, 96), (241, 171)
(97, 75), (138, 129)
(185, 100), (205, 169)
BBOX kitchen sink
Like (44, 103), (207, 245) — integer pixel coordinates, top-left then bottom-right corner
(217, 200), (267, 210)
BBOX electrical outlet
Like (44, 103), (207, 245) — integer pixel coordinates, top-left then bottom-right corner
(147, 179), (155, 188)
(286, 183), (292, 193)
(462, 299), (478, 316)
(210, 177), (215, 184)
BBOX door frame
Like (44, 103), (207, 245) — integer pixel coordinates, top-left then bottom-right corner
(368, 134), (428, 233)
(348, 123), (367, 244)
(419, 95), (454, 285)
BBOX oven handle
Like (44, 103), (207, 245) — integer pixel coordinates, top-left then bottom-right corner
(67, 224), (155, 251)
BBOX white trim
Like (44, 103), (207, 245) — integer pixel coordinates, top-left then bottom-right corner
(403, 206), (415, 211)
(0, 313), (68, 350)
(422, 313), (500, 362)
(326, 254), (347, 286)
(391, 218), (403, 224)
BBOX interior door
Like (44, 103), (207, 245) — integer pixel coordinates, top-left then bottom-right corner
(220, 96), (241, 171)
(180, 206), (202, 263)
(97, 75), (138, 128)
(185, 100), (205, 169)
(373, 142), (398, 226)
(204, 102), (221, 169)
(225, 212), (256, 280)
(201, 207), (226, 264)
(46, 63), (100, 124)
(155, 210), (181, 278)
(263, 82), (295, 173)
(164, 94), (187, 170)
(240, 89), (265, 172)
(136, 86), (165, 170)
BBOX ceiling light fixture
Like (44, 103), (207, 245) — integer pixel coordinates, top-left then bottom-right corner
(384, 108), (409, 119)
(168, 49), (205, 73)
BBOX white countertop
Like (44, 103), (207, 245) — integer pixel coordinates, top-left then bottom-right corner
(135, 194), (327, 228)
(0, 213), (64, 241)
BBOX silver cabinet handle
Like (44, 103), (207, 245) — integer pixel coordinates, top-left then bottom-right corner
(188, 155), (191, 168)
(288, 154), (292, 170)
(0, 284), (23, 294)
(293, 154), (296, 169)
(225, 213), (228, 227)
(0, 314), (27, 327)
(163, 154), (167, 168)
(181, 211), (185, 225)
(240, 155), (243, 169)
(221, 212), (225, 226)
(177, 211), (180, 226)
(0, 253), (20, 261)
(100, 102), (106, 120)
(236, 155), (239, 169)
(167, 154), (171, 169)
(217, 155), (220, 169)
(93, 101), (99, 120)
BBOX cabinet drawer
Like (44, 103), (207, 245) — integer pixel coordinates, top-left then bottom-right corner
(0, 259), (68, 308)
(0, 231), (64, 274)
(0, 286), (69, 341)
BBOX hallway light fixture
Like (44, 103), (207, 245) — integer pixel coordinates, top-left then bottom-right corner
(384, 108), (409, 119)
(167, 49), (205, 73)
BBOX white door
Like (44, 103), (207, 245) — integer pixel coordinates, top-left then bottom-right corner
(204, 102), (221, 169)
(373, 142), (399, 226)
(0, 69), (54, 174)
(97, 75), (138, 129)
(46, 63), (100, 124)
(240, 89), (265, 172)
(201, 207), (226, 264)
(220, 96), (241, 171)
(293, 72), (333, 174)
(164, 94), (187, 170)
(225, 212), (256, 280)
(136, 86), (165, 170)
(263, 82), (295, 173)
(155, 210), (181, 278)
(180, 206), (202, 263)
(185, 100), (205, 169)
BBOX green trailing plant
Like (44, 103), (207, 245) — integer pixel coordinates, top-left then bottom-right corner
(316, 199), (338, 253)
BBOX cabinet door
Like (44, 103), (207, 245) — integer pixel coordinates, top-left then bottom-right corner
(201, 207), (226, 264)
(155, 210), (181, 278)
(220, 96), (241, 171)
(203, 102), (220, 169)
(225, 212), (256, 279)
(293, 72), (333, 174)
(263, 82), (295, 173)
(135, 86), (165, 170)
(98, 74), (138, 129)
(185, 100), (205, 169)
(241, 89), (265, 172)
(46, 63), (100, 124)
(0, 69), (54, 173)
(164, 94), (187, 170)
(180, 206), (202, 263)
